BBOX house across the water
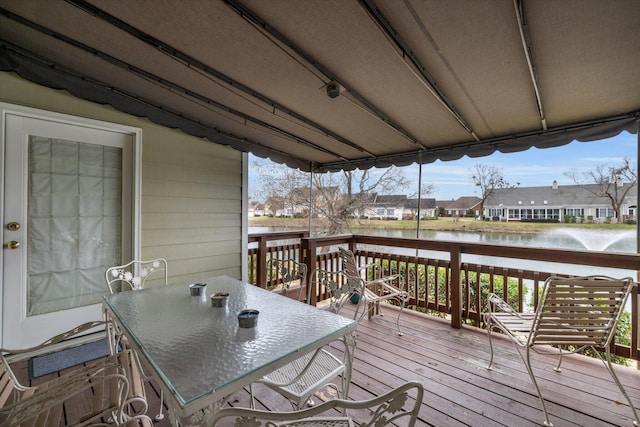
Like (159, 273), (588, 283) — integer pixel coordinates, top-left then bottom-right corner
(483, 180), (637, 223)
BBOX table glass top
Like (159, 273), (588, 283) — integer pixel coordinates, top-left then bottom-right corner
(103, 276), (355, 406)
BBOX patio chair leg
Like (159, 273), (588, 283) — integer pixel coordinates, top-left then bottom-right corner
(554, 348), (563, 373)
(394, 302), (405, 336)
(599, 349), (640, 426)
(485, 316), (495, 370)
(523, 347), (553, 427)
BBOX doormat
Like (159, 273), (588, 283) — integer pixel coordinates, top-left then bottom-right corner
(28, 338), (111, 379)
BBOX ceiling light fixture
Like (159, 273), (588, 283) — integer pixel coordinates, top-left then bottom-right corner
(326, 81), (341, 98)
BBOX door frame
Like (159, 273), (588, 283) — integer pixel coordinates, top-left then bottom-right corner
(0, 102), (142, 346)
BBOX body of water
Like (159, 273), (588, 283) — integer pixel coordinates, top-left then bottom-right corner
(250, 226), (638, 278)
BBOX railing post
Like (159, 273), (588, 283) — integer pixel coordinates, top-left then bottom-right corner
(450, 248), (462, 328)
(257, 234), (268, 289)
(632, 283), (638, 361)
(301, 237), (317, 305)
(348, 238), (357, 253)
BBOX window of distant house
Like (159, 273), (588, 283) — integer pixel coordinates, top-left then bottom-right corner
(564, 208), (584, 217)
(489, 208), (502, 217)
(596, 208), (616, 218)
(387, 208), (395, 216)
(377, 208), (385, 216)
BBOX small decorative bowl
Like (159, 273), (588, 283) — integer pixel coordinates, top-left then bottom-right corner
(210, 292), (230, 307)
(237, 309), (259, 328)
(189, 283), (207, 296)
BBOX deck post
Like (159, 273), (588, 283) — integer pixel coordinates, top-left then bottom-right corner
(450, 248), (462, 328)
(257, 234), (267, 288)
(301, 237), (317, 305)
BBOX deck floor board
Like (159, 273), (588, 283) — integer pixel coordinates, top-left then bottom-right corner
(10, 304), (640, 426)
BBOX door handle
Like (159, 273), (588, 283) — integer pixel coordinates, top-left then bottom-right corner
(3, 241), (20, 250)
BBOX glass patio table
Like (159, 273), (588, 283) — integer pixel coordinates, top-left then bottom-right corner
(103, 275), (357, 426)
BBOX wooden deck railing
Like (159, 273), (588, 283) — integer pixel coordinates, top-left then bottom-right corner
(247, 230), (309, 288)
(248, 231), (640, 362)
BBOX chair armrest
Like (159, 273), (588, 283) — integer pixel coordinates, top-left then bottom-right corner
(366, 274), (407, 296)
(1, 320), (108, 356)
(486, 293), (531, 323)
(357, 259), (407, 296)
(487, 293), (517, 315)
(358, 261), (381, 278)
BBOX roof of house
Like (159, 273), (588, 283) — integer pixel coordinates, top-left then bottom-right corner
(404, 198), (437, 209)
(436, 196), (482, 210)
(370, 194), (408, 206)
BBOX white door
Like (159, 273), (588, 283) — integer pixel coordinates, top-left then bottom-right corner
(1, 105), (140, 348)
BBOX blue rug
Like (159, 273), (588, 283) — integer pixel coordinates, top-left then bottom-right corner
(29, 338), (111, 379)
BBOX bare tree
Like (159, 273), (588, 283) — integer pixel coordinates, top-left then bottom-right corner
(470, 164), (518, 218)
(252, 159), (411, 235)
(312, 167), (411, 235)
(252, 160), (309, 217)
(564, 157), (638, 222)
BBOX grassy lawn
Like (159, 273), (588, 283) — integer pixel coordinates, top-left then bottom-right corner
(249, 216), (636, 234)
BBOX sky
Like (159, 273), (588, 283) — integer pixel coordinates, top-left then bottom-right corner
(249, 131), (638, 202)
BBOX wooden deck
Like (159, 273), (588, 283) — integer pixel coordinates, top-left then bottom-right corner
(13, 304), (640, 426)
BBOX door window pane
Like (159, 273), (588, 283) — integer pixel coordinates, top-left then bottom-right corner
(28, 136), (122, 316)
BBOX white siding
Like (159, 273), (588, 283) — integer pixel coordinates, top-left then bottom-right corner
(0, 72), (243, 283)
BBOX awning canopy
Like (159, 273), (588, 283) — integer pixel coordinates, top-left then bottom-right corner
(1, 0), (639, 172)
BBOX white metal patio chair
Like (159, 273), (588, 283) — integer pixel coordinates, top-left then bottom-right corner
(251, 260), (357, 411)
(105, 258), (168, 293)
(485, 275), (639, 427)
(106, 258), (168, 421)
(213, 380), (424, 426)
(0, 320), (150, 426)
(338, 247), (409, 335)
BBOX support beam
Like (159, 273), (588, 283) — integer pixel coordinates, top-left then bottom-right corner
(224, 0), (427, 151)
(64, 0), (366, 159)
(360, 0), (479, 141)
(513, 0), (547, 130)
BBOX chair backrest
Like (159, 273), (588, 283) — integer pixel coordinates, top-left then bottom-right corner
(338, 247), (360, 278)
(209, 380), (424, 426)
(530, 275), (634, 348)
(106, 258), (168, 293)
(267, 258), (308, 302)
(310, 268), (365, 320)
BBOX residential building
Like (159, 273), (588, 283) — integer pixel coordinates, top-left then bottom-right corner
(360, 194), (408, 220)
(247, 198), (265, 217)
(436, 197), (483, 218)
(403, 198), (437, 219)
(483, 181), (637, 223)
